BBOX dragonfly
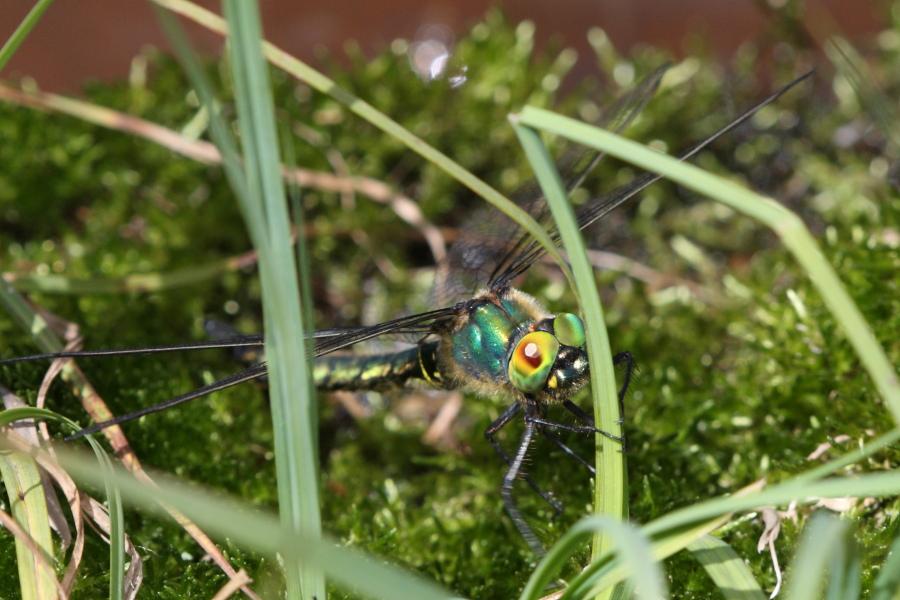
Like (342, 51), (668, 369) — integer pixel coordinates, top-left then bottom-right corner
(1, 66), (811, 554)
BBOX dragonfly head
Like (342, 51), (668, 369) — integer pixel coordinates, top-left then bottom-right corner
(507, 313), (589, 403)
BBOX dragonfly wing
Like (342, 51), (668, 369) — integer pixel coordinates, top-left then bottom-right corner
(488, 70), (815, 291)
(431, 65), (670, 307)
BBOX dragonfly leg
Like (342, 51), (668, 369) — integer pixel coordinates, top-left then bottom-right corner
(539, 429), (595, 476)
(501, 415), (543, 555)
(613, 351), (636, 423)
(562, 400), (626, 453)
(485, 403), (563, 514)
(542, 408), (624, 445)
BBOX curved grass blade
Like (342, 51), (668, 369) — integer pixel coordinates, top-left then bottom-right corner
(519, 516), (665, 600)
(564, 481), (766, 598)
(0, 282), (249, 595)
(0, 440), (57, 599)
(0, 0), (56, 73)
(0, 407), (126, 599)
(571, 471), (900, 596)
(511, 121), (625, 580)
(782, 512), (856, 600)
(872, 530), (900, 600)
(687, 535), (765, 600)
(0, 437), (455, 600)
(515, 103), (900, 422)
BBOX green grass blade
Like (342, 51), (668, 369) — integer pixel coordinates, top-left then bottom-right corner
(565, 491), (750, 598)
(687, 535), (765, 600)
(515, 105), (900, 422)
(0, 433), (454, 600)
(151, 0), (573, 286)
(0, 407), (128, 600)
(644, 473), (900, 539)
(157, 4), (324, 597)
(0, 0), (55, 73)
(573, 468), (900, 595)
(791, 428), (900, 485)
(872, 530), (900, 600)
(783, 512), (852, 600)
(519, 516), (665, 600)
(511, 120), (625, 578)
(0, 447), (56, 600)
(98, 448), (125, 600)
(222, 1), (323, 597)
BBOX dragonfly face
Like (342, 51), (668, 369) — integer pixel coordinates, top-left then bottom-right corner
(438, 287), (589, 405)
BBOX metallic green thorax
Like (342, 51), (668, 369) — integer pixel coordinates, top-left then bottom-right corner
(314, 341), (439, 391)
(448, 297), (532, 381)
(312, 295), (538, 393)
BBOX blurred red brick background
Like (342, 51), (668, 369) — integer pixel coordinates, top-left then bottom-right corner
(0, 0), (888, 92)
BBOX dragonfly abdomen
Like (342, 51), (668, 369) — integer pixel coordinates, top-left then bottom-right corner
(313, 341), (441, 391)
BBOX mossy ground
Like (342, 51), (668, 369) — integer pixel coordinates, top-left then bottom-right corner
(1, 8), (898, 599)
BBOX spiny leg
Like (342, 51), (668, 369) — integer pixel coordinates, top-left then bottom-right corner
(485, 403), (563, 513)
(526, 416), (623, 442)
(501, 417), (543, 555)
(550, 408), (624, 444)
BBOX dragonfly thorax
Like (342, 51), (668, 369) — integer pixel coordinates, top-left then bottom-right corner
(437, 288), (589, 405)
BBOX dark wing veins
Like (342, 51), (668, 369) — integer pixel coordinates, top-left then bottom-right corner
(489, 70), (814, 291)
(433, 64), (671, 306)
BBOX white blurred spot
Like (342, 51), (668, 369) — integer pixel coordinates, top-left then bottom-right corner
(408, 23), (467, 87)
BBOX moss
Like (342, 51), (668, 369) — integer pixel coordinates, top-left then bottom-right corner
(1, 7), (899, 598)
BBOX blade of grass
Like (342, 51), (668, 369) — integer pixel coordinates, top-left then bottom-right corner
(223, 2), (322, 596)
(158, 2), (325, 597)
(0, 447), (57, 600)
(1, 246), (254, 596)
(563, 480), (766, 598)
(511, 120), (625, 581)
(515, 105), (900, 422)
(570, 426), (898, 595)
(0, 0), (55, 73)
(871, 530), (900, 600)
(518, 516), (665, 600)
(687, 535), (766, 600)
(98, 444), (125, 600)
(3, 256), (247, 295)
(152, 0), (572, 287)
(572, 470), (900, 596)
(0, 427), (454, 600)
(0, 407), (128, 600)
(783, 512), (853, 600)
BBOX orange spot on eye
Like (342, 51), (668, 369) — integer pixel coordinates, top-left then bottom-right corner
(520, 341), (542, 368)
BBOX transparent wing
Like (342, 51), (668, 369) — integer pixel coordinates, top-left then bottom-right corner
(431, 64), (670, 306)
(488, 70), (815, 291)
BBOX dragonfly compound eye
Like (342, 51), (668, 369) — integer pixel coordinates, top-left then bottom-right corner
(553, 313), (585, 347)
(508, 331), (560, 393)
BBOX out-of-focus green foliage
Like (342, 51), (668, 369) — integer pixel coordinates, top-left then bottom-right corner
(0, 7), (897, 599)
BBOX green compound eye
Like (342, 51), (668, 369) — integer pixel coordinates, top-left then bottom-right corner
(554, 313), (585, 347)
(508, 331), (559, 393)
